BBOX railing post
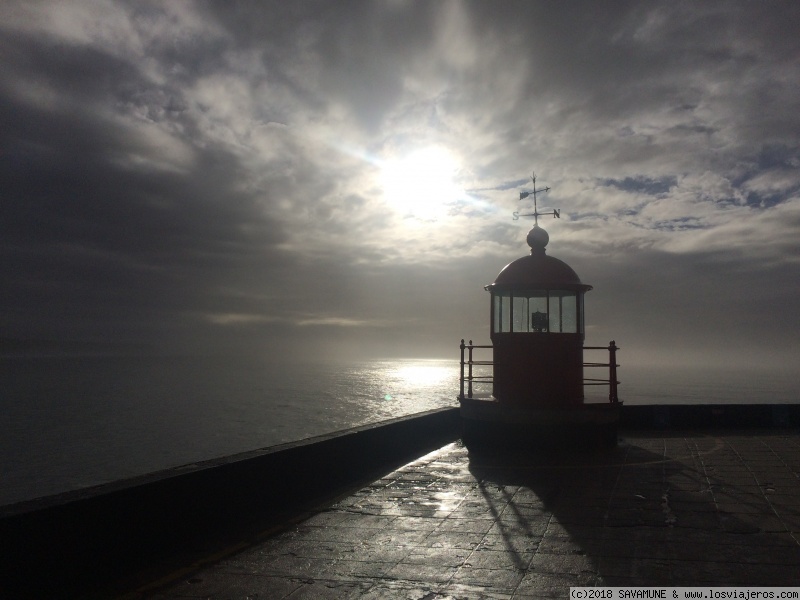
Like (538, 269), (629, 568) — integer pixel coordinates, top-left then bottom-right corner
(609, 340), (618, 404)
(467, 340), (474, 399)
(459, 339), (465, 400)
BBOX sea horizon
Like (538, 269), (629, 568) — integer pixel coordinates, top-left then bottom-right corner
(1, 355), (797, 507)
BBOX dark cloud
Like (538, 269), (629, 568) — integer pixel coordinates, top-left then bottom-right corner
(602, 176), (676, 197)
(0, 26), (292, 350)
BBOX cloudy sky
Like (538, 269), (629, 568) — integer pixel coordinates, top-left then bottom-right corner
(2, 1), (799, 369)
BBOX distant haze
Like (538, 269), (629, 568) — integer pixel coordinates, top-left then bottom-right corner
(1, 1), (798, 371)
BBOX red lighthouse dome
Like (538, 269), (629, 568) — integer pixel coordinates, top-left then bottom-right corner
(490, 225), (591, 292)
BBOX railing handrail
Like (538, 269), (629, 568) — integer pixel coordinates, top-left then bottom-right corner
(458, 339), (620, 404)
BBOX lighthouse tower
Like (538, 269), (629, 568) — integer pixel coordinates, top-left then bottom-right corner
(487, 223), (591, 407)
(458, 176), (620, 447)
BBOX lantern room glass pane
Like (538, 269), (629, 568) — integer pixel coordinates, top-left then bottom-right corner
(528, 293), (548, 332)
(512, 295), (528, 332)
(494, 294), (511, 332)
(561, 293), (577, 333)
(548, 291), (562, 332)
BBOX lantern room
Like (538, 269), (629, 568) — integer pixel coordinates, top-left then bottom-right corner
(486, 224), (592, 406)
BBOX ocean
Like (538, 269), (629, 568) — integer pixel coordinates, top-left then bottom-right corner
(1, 356), (797, 507)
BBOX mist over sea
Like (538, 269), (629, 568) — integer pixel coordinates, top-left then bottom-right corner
(1, 356), (797, 506)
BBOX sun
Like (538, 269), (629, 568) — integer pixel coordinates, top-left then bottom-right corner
(380, 147), (461, 221)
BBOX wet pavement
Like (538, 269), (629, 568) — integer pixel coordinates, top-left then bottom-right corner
(134, 432), (800, 598)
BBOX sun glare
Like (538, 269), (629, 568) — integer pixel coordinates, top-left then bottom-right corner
(380, 147), (461, 221)
(393, 364), (452, 388)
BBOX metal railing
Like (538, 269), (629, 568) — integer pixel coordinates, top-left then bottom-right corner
(583, 341), (620, 403)
(458, 339), (494, 400)
(458, 339), (620, 403)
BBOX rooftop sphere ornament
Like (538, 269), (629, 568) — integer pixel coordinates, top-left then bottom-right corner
(526, 225), (549, 254)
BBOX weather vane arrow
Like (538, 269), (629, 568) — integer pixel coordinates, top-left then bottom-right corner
(513, 172), (560, 224)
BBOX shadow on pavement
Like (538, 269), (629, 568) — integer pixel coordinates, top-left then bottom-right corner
(466, 432), (800, 588)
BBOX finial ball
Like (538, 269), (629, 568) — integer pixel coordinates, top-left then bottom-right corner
(526, 225), (549, 252)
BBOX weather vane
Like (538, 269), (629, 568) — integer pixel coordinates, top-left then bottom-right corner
(512, 172), (560, 224)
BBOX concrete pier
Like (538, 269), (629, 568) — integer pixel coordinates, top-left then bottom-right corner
(1, 405), (798, 598)
(130, 431), (800, 598)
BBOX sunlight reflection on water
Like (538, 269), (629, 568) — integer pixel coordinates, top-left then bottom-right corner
(335, 359), (459, 417)
(391, 362), (454, 388)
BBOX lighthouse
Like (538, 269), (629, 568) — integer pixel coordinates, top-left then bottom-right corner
(459, 176), (620, 447)
(487, 223), (591, 407)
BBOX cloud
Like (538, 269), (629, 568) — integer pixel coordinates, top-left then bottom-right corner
(294, 316), (376, 328)
(204, 313), (280, 326)
(1, 1), (798, 368)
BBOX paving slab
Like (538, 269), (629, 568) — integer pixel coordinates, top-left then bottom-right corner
(133, 431), (800, 598)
